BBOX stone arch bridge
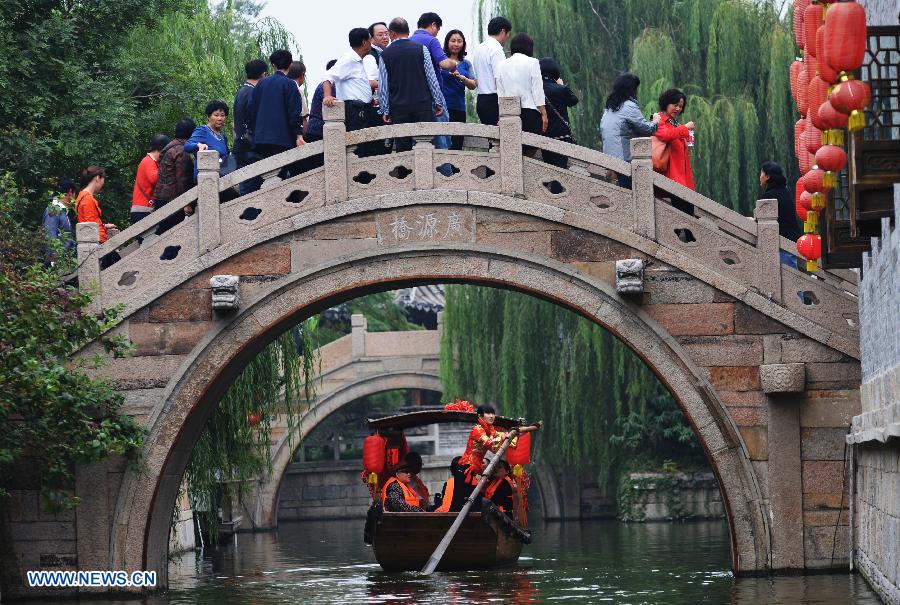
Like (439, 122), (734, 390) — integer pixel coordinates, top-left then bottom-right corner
(23, 97), (862, 593)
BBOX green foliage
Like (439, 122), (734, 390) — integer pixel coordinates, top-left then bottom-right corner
(492, 0), (799, 214)
(185, 322), (319, 541)
(0, 1), (296, 229)
(440, 285), (705, 493)
(315, 292), (423, 346)
(0, 174), (144, 510)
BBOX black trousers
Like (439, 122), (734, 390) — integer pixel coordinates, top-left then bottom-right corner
(448, 108), (467, 150)
(391, 109), (435, 152)
(292, 132), (324, 174)
(234, 149), (263, 194)
(476, 93), (499, 126)
(345, 100), (383, 157)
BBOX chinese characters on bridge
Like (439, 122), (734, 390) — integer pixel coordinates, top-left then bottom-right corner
(377, 207), (475, 245)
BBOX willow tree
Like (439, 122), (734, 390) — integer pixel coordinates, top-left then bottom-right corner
(440, 286), (704, 493)
(490, 0), (799, 215)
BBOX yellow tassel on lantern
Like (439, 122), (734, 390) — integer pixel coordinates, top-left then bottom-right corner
(848, 110), (865, 132)
(367, 472), (378, 485)
(823, 171), (837, 188)
(806, 259), (819, 272)
(804, 213), (818, 233)
(828, 129), (845, 147)
(811, 192), (825, 211)
(512, 464), (524, 478)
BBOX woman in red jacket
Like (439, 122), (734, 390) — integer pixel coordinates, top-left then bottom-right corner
(655, 88), (696, 189)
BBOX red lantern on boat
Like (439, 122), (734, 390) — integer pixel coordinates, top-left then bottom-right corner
(804, 3), (824, 57)
(830, 76), (872, 131)
(793, 0), (811, 49)
(808, 75), (831, 130)
(824, 0), (867, 78)
(815, 145), (847, 188)
(796, 233), (822, 272)
(797, 64), (810, 116)
(363, 434), (387, 476)
(507, 432), (531, 466)
(804, 117), (823, 155)
(816, 26), (839, 83)
(818, 98), (848, 146)
(803, 167), (830, 212)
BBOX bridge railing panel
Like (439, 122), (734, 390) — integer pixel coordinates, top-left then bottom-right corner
(347, 150), (417, 198)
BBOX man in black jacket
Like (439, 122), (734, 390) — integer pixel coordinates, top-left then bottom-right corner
(377, 17), (445, 152)
(233, 59), (267, 195)
(759, 161), (803, 267)
(250, 49), (304, 162)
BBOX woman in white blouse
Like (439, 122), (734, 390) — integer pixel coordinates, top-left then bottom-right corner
(496, 33), (547, 136)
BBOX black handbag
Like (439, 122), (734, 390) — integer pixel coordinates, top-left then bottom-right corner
(547, 97), (576, 144)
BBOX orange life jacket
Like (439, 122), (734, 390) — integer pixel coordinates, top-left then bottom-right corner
(435, 477), (455, 512)
(381, 477), (421, 509)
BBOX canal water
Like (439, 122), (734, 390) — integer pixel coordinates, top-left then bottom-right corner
(95, 518), (879, 604)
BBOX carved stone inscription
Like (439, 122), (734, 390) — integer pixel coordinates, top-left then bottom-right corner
(376, 206), (475, 245)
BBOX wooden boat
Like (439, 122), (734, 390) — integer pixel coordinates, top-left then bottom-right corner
(364, 409), (533, 572)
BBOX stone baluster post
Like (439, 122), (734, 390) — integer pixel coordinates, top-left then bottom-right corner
(76, 222), (101, 310)
(630, 138), (656, 240)
(754, 198), (782, 303)
(323, 100), (348, 204)
(413, 135), (435, 191)
(498, 96), (524, 197)
(197, 150), (222, 255)
(351, 313), (367, 359)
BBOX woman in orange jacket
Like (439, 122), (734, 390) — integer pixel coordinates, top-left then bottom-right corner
(75, 166), (116, 244)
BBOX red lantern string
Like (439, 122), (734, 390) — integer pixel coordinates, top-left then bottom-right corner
(794, 0), (811, 49)
(816, 26), (839, 83)
(790, 59), (803, 109)
(797, 64), (810, 116)
(804, 116), (823, 155)
(796, 180), (809, 222)
(824, 1), (867, 77)
(794, 118), (807, 162)
(818, 99), (848, 146)
(808, 75), (831, 131)
(831, 76), (872, 131)
(803, 167), (830, 213)
(804, 3), (824, 57)
(815, 145), (847, 188)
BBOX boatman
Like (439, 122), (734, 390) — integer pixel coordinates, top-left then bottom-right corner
(450, 404), (515, 511)
(381, 464), (424, 512)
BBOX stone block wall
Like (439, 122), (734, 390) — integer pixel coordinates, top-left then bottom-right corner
(849, 186), (900, 604)
(619, 472), (725, 522)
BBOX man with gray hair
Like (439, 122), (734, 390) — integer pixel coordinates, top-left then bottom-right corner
(377, 17), (445, 153)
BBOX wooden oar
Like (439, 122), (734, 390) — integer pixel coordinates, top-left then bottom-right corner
(421, 421), (541, 575)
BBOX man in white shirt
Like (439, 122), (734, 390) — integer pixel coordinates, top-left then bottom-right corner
(471, 16), (511, 126)
(324, 27), (380, 156)
(496, 33), (547, 136)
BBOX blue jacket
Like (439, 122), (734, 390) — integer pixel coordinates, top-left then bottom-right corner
(250, 71), (303, 149)
(183, 125), (229, 181)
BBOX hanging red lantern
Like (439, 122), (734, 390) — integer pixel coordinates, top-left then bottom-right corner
(799, 150), (814, 176)
(803, 166), (830, 211)
(796, 233), (822, 272)
(830, 76), (872, 131)
(794, 118), (807, 161)
(804, 3), (824, 57)
(808, 75), (831, 130)
(816, 26), (839, 83)
(818, 98), (848, 146)
(794, 0), (811, 49)
(804, 117), (823, 155)
(824, 0), (867, 77)
(790, 59), (803, 109)
(796, 181), (809, 222)
(363, 434), (387, 475)
(815, 145), (847, 188)
(506, 432), (531, 467)
(247, 410), (263, 426)
(797, 65), (811, 116)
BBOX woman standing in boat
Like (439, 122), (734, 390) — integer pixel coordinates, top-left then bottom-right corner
(449, 404), (515, 510)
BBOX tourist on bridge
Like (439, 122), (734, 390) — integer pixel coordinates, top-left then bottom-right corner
(759, 161), (802, 267)
(153, 117), (196, 234)
(129, 134), (170, 225)
(287, 60), (309, 126)
(654, 88), (696, 217)
(539, 57), (579, 169)
(472, 16), (512, 126)
(600, 72), (660, 188)
(75, 166), (115, 244)
(497, 33), (548, 153)
(440, 29), (477, 151)
(184, 101), (232, 180)
(250, 49), (305, 164)
(323, 28), (381, 157)
(377, 17), (445, 153)
(369, 21), (390, 60)
(292, 59), (337, 175)
(42, 178), (76, 256)
(410, 12), (456, 158)
(381, 464), (424, 512)
(233, 59), (268, 195)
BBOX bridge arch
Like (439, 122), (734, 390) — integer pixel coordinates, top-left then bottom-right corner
(109, 244), (772, 584)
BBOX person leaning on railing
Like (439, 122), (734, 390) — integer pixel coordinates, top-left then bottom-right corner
(600, 72), (660, 189)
